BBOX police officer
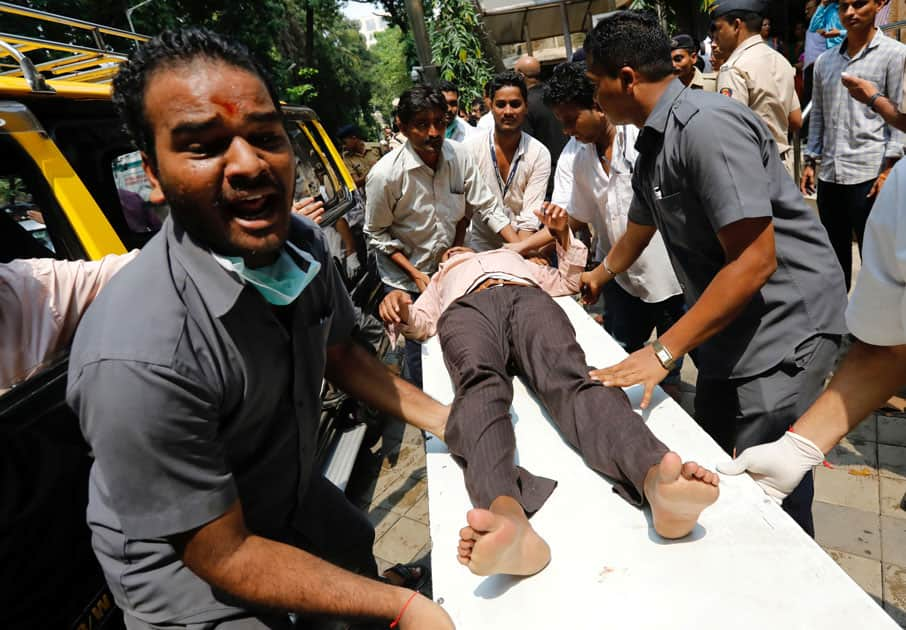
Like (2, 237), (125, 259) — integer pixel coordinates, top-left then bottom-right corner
(580, 11), (848, 536)
(338, 124), (385, 190)
(670, 34), (707, 90)
(712, 0), (803, 178)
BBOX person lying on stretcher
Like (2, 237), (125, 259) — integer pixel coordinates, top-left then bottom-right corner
(379, 205), (719, 578)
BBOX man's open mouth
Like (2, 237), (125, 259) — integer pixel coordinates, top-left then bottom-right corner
(227, 193), (282, 230)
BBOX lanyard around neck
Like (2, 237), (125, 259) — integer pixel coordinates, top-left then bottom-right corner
(489, 129), (522, 199)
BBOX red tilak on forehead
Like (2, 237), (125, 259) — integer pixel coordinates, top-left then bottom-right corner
(211, 96), (239, 116)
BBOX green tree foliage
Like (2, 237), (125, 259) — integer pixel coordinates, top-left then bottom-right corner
(370, 26), (416, 120)
(305, 14), (376, 135)
(428, 0), (493, 108)
(365, 0), (409, 32)
(628, 0), (678, 32)
(11, 0), (376, 137)
(627, 1), (718, 32)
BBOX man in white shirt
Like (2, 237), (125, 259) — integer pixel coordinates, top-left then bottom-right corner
(365, 85), (518, 384)
(440, 80), (478, 143)
(463, 71), (551, 251)
(539, 62), (686, 383)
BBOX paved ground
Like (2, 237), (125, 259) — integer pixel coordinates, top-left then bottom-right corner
(815, 410), (906, 625)
(346, 243), (906, 625)
(346, 392), (906, 627)
(345, 421), (433, 590)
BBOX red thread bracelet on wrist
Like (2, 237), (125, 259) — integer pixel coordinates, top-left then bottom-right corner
(788, 425), (833, 469)
(389, 590), (419, 628)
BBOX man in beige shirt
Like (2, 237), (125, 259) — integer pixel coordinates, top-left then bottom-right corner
(365, 85), (517, 295)
(0, 251), (137, 390)
(462, 70), (551, 251)
(713, 0), (803, 177)
(365, 84), (518, 385)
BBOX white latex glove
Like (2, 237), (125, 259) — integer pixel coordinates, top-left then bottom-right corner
(716, 432), (825, 503)
(345, 252), (361, 279)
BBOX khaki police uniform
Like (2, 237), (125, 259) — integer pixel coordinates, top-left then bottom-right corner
(342, 142), (384, 188)
(718, 34), (800, 178)
(689, 67), (706, 90)
(701, 70), (718, 93)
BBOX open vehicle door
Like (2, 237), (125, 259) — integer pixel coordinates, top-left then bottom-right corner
(1, 3), (366, 627)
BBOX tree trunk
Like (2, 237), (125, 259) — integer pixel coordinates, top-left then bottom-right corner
(470, 0), (505, 72)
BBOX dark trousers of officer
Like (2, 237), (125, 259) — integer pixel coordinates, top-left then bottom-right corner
(817, 179), (876, 290)
(438, 285), (669, 515)
(694, 334), (840, 537)
(601, 281), (686, 384)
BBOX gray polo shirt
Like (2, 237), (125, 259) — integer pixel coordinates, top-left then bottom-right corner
(67, 215), (355, 625)
(628, 79), (847, 380)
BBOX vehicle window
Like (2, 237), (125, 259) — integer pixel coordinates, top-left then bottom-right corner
(0, 176), (54, 254)
(111, 150), (169, 235)
(0, 134), (83, 262)
(50, 117), (153, 251)
(287, 123), (339, 205)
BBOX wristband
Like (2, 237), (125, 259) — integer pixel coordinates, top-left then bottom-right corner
(868, 92), (884, 111)
(390, 591), (419, 628)
(603, 258), (617, 278)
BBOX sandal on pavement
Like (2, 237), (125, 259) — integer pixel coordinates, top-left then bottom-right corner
(381, 563), (429, 593)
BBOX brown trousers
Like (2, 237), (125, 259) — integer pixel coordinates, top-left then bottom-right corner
(438, 285), (668, 515)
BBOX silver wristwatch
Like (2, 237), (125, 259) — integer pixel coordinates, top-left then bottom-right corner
(651, 339), (676, 371)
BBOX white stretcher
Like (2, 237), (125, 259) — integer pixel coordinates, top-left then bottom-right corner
(422, 296), (898, 629)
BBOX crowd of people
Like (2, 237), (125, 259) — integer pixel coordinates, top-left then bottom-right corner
(3, 0), (906, 627)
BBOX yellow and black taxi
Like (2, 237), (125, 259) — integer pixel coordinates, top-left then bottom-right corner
(0, 3), (359, 627)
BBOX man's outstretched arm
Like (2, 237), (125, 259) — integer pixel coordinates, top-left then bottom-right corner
(796, 341), (906, 452)
(529, 205), (587, 295)
(591, 217), (775, 409)
(579, 219), (657, 305)
(176, 500), (453, 629)
(326, 341), (448, 440)
(844, 80), (906, 132)
(718, 340), (906, 500)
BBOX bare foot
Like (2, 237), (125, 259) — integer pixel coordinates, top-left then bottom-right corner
(644, 451), (719, 539)
(457, 497), (551, 576)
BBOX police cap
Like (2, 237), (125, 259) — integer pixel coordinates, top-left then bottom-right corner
(709, 0), (769, 19)
(670, 34), (697, 52)
(337, 124), (362, 140)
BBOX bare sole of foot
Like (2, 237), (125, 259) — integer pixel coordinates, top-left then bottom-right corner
(644, 451), (720, 540)
(457, 498), (551, 577)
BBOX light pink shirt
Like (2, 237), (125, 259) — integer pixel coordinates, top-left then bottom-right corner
(0, 252), (137, 389)
(399, 235), (587, 341)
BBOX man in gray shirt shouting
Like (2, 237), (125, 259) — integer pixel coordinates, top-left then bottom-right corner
(68, 28), (453, 630)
